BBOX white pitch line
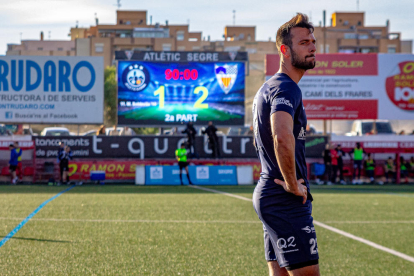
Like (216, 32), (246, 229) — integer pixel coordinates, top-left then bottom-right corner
(387, 193), (414, 198)
(0, 217), (261, 224)
(325, 221), (414, 224)
(188, 185), (414, 264)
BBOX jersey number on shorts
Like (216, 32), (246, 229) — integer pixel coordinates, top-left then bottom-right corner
(309, 238), (318, 255)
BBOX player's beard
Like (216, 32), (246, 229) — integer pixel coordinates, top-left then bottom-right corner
(291, 49), (315, 70)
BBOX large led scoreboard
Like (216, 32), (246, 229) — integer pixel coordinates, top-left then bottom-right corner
(116, 51), (247, 126)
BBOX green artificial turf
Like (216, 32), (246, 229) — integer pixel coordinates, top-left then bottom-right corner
(0, 185), (413, 275)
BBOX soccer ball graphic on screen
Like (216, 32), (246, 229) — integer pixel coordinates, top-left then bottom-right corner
(123, 64), (150, 92)
(215, 64), (238, 94)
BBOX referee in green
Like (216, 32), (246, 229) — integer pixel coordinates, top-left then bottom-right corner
(176, 143), (193, 185)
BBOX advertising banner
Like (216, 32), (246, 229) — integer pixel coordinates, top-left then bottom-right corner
(265, 54), (414, 120)
(67, 160), (152, 180)
(117, 53), (246, 126)
(145, 165), (238, 185)
(33, 135), (326, 159)
(0, 56), (104, 124)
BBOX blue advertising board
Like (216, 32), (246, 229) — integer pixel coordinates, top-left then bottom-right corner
(117, 60), (245, 126)
(145, 165), (238, 185)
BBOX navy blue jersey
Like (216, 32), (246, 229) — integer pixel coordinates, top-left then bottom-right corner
(253, 73), (310, 198)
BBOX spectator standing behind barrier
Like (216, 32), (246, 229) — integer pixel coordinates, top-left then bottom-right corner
(58, 146), (72, 185)
(400, 156), (409, 184)
(364, 153), (376, 184)
(330, 145), (339, 183)
(57, 142), (65, 181)
(97, 125), (106, 136)
(122, 127), (134, 136)
(175, 143), (193, 185)
(9, 144), (19, 184)
(109, 125), (119, 136)
(202, 121), (220, 158)
(182, 122), (198, 158)
(350, 142), (365, 184)
(384, 157), (396, 183)
(410, 157), (414, 175)
(322, 143), (332, 184)
(336, 144), (346, 184)
(14, 141), (23, 181)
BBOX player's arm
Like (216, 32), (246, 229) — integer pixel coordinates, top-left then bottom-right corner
(271, 111), (307, 204)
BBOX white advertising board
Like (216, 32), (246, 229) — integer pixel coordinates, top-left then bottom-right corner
(0, 56), (104, 124)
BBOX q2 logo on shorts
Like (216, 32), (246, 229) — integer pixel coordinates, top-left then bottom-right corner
(386, 61), (414, 111)
(122, 64), (150, 92)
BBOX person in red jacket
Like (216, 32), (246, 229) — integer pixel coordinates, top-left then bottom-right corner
(330, 145), (339, 184)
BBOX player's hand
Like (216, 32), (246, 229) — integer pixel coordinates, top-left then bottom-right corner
(274, 178), (307, 204)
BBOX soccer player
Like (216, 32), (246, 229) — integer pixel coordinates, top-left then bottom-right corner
(364, 153), (376, 183)
(9, 144), (19, 184)
(175, 143), (193, 185)
(58, 145), (72, 185)
(252, 14), (319, 275)
(350, 142), (366, 184)
(14, 141), (23, 181)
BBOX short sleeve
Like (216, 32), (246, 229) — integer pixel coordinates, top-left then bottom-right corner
(270, 88), (299, 118)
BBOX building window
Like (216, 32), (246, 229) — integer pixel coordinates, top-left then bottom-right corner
(71, 47), (75, 51)
(95, 43), (104, 53)
(162, 44), (171, 51)
(192, 46), (200, 51)
(319, 44), (324, 53)
(325, 44), (330, 53)
(176, 31), (184, 41)
(57, 47), (63, 51)
(359, 34), (369, 40)
(388, 45), (397, 53)
(37, 47), (43, 51)
(344, 33), (357, 39)
(177, 46), (186, 51)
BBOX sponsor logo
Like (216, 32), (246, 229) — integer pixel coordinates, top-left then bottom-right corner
(386, 61), (414, 111)
(301, 226), (316, 233)
(215, 64), (238, 93)
(218, 169), (233, 174)
(276, 237), (298, 253)
(275, 97), (293, 108)
(122, 64), (150, 92)
(196, 166), (209, 179)
(125, 50), (134, 60)
(5, 112), (12, 119)
(228, 51), (237, 61)
(150, 167), (163, 179)
(298, 127), (306, 140)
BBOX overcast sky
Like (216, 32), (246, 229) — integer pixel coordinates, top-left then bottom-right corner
(1, 0), (413, 54)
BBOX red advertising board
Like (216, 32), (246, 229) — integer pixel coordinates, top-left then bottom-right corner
(266, 53), (414, 120)
(266, 54), (378, 76)
(68, 160), (155, 180)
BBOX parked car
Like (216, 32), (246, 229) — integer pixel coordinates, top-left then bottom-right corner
(82, 130), (98, 136)
(346, 120), (394, 136)
(40, 127), (71, 136)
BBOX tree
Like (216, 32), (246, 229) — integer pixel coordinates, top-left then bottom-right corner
(104, 66), (117, 125)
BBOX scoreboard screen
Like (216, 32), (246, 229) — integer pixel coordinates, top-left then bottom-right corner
(117, 60), (245, 126)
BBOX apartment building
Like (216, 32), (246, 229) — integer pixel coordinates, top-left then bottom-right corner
(313, 12), (412, 54)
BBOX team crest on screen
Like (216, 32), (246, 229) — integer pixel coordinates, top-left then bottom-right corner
(122, 64), (150, 92)
(215, 64), (238, 94)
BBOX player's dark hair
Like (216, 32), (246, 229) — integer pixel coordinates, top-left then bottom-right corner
(276, 13), (314, 54)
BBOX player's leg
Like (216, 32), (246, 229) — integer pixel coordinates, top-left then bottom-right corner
(268, 261), (289, 276)
(184, 165), (192, 184)
(60, 163), (64, 183)
(178, 163), (183, 185)
(287, 264), (320, 276)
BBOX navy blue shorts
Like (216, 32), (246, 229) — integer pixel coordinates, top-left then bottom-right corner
(253, 190), (319, 269)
